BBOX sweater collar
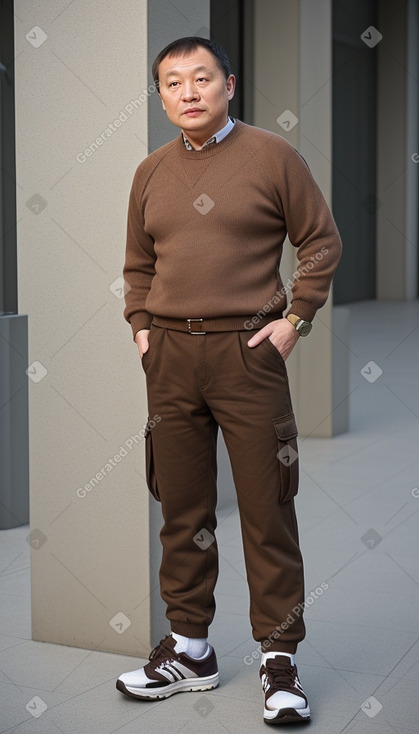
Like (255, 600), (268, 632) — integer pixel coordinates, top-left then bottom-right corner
(182, 116), (236, 150)
(177, 119), (244, 158)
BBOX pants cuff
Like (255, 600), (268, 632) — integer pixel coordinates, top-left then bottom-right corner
(260, 639), (298, 654)
(170, 620), (209, 639)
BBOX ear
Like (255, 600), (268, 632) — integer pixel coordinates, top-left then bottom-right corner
(160, 95), (166, 111)
(226, 74), (236, 101)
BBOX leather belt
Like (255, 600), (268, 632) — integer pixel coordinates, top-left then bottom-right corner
(151, 314), (281, 334)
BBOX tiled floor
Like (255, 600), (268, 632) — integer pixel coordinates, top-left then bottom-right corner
(1, 300), (418, 733)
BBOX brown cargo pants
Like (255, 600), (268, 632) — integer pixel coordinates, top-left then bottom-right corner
(142, 317), (306, 654)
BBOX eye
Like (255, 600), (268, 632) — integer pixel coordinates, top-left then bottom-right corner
(197, 77), (208, 82)
(169, 81), (179, 88)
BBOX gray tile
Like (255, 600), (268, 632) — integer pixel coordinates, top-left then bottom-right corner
(0, 636), (29, 653)
(214, 592), (249, 618)
(111, 692), (262, 734)
(309, 547), (419, 633)
(0, 592), (32, 640)
(306, 619), (417, 677)
(0, 680), (71, 732)
(342, 720), (417, 733)
(0, 640), (145, 697)
(209, 612), (253, 658)
(0, 567), (31, 599)
(354, 669), (419, 731)
(386, 639), (419, 680)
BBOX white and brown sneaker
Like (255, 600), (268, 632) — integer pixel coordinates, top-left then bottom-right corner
(116, 634), (219, 700)
(260, 653), (310, 725)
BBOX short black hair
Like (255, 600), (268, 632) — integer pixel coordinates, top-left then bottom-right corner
(152, 36), (231, 91)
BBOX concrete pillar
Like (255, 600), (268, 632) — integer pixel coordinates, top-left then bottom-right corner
(298, 0), (349, 437)
(253, 0), (349, 437)
(15, 0), (208, 657)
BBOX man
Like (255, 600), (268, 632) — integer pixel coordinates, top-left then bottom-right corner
(117, 36), (342, 726)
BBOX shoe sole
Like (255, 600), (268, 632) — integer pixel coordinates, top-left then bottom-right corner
(264, 706), (311, 725)
(116, 672), (219, 700)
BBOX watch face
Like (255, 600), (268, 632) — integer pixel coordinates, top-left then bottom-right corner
(297, 321), (312, 336)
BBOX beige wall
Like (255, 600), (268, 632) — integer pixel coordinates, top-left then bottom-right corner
(16, 0), (155, 655)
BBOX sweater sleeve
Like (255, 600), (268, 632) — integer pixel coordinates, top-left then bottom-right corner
(122, 167), (156, 339)
(274, 144), (342, 323)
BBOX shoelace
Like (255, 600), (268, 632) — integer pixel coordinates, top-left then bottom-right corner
(148, 635), (181, 666)
(265, 659), (299, 693)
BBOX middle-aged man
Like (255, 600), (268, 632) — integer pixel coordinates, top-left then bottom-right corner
(117, 37), (342, 726)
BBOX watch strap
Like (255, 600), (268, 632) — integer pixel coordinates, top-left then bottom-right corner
(286, 313), (301, 327)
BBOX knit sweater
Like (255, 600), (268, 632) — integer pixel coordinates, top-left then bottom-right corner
(123, 119), (342, 338)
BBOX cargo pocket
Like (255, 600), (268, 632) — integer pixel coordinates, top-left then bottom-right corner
(273, 412), (299, 503)
(144, 418), (160, 502)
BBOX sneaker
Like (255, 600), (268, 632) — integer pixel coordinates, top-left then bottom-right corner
(260, 654), (310, 725)
(116, 634), (219, 700)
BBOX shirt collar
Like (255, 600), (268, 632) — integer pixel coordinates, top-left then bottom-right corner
(182, 116), (235, 151)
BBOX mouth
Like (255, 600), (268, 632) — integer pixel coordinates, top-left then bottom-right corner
(183, 108), (204, 116)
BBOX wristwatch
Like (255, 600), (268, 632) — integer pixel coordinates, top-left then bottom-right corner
(286, 313), (313, 337)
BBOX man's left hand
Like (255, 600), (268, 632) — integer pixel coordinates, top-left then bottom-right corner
(247, 318), (300, 361)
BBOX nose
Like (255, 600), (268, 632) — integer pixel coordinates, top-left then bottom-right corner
(181, 82), (199, 102)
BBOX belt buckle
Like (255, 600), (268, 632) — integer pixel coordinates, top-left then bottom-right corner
(187, 318), (206, 335)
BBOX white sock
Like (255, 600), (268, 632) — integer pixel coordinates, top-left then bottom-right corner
(171, 632), (209, 659)
(261, 651), (295, 666)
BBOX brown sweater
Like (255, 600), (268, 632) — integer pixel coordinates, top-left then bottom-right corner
(123, 119), (342, 338)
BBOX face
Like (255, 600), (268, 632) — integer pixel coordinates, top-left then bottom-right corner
(157, 47), (235, 147)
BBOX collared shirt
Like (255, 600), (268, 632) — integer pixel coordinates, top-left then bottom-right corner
(182, 116), (236, 151)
